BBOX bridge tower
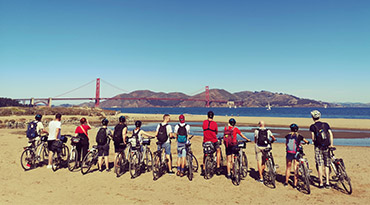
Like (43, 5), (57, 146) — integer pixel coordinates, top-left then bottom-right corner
(205, 86), (210, 107)
(95, 78), (100, 108)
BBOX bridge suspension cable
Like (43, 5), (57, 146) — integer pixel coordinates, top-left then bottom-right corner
(100, 79), (129, 93)
(54, 79), (95, 98)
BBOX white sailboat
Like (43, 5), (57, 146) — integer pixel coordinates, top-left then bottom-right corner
(266, 102), (271, 110)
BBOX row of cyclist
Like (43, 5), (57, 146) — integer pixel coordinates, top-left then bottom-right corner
(22, 110), (351, 193)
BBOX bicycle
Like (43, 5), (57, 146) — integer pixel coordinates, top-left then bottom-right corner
(329, 147), (352, 194)
(20, 135), (49, 170)
(296, 142), (311, 194)
(152, 138), (174, 181)
(128, 137), (154, 179)
(81, 145), (104, 175)
(203, 137), (224, 180)
(51, 135), (70, 172)
(262, 141), (277, 188)
(114, 142), (128, 177)
(179, 135), (199, 181)
(67, 135), (80, 171)
(231, 140), (250, 186)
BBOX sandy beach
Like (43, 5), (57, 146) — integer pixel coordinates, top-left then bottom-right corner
(1, 114), (370, 204)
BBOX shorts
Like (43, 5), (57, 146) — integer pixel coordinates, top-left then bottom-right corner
(315, 147), (330, 167)
(286, 153), (298, 161)
(203, 141), (220, 150)
(114, 142), (125, 153)
(255, 145), (268, 162)
(98, 144), (109, 157)
(177, 143), (186, 158)
(48, 140), (56, 152)
(226, 146), (238, 156)
(157, 142), (171, 155)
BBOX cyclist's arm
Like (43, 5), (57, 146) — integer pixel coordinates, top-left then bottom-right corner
(140, 130), (154, 138)
(254, 130), (258, 143)
(239, 132), (251, 142)
(328, 129), (334, 147)
(122, 127), (128, 144)
(55, 128), (61, 140)
(41, 129), (48, 135)
(311, 132), (315, 142)
(303, 138), (309, 144)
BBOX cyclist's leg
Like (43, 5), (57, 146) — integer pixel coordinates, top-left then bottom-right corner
(177, 146), (182, 174)
(215, 142), (221, 168)
(285, 153), (294, 184)
(315, 147), (324, 186)
(47, 140), (55, 166)
(180, 148), (186, 175)
(164, 142), (173, 172)
(293, 159), (299, 186)
(104, 145), (110, 170)
(323, 149), (331, 186)
(255, 145), (263, 180)
(226, 147), (232, 176)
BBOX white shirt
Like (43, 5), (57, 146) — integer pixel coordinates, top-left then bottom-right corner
(34, 121), (44, 136)
(48, 120), (61, 141)
(156, 123), (173, 143)
(174, 123), (190, 135)
(254, 128), (273, 147)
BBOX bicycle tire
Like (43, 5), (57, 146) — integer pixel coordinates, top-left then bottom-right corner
(266, 158), (276, 188)
(241, 152), (248, 178)
(20, 149), (35, 170)
(51, 152), (59, 172)
(233, 157), (241, 186)
(187, 154), (193, 181)
(191, 153), (199, 172)
(204, 156), (214, 180)
(152, 152), (161, 180)
(115, 153), (122, 177)
(299, 163), (311, 194)
(145, 149), (153, 172)
(61, 145), (69, 168)
(40, 144), (49, 165)
(129, 151), (140, 178)
(337, 163), (352, 194)
(81, 151), (94, 175)
(68, 148), (78, 171)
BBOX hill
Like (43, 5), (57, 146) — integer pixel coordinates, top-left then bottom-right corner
(81, 89), (330, 108)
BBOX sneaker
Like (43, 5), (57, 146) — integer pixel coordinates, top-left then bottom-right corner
(293, 185), (297, 189)
(283, 182), (288, 187)
(226, 174), (231, 180)
(46, 165), (52, 169)
(180, 171), (185, 177)
(319, 184), (324, 189)
(200, 170), (205, 176)
(106, 168), (111, 172)
(256, 179), (263, 183)
(216, 167), (222, 175)
(176, 171), (180, 176)
(168, 170), (175, 175)
(325, 184), (331, 189)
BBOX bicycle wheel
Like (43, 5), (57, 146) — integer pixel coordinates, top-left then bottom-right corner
(81, 151), (94, 175)
(51, 152), (59, 172)
(232, 157), (241, 186)
(298, 163), (311, 194)
(20, 149), (35, 170)
(68, 148), (78, 171)
(204, 156), (214, 180)
(187, 154), (193, 181)
(191, 153), (199, 172)
(40, 144), (49, 165)
(115, 153), (123, 177)
(337, 163), (352, 194)
(61, 145), (69, 168)
(241, 152), (248, 178)
(129, 151), (140, 178)
(265, 159), (276, 188)
(152, 152), (161, 180)
(144, 150), (153, 172)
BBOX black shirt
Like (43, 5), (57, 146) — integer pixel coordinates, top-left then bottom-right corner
(310, 121), (331, 147)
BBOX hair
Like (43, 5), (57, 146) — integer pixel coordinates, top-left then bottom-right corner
(80, 117), (87, 125)
(207, 111), (214, 119)
(163, 114), (170, 120)
(55, 113), (62, 120)
(312, 117), (320, 121)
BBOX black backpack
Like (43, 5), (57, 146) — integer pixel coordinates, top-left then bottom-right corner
(157, 124), (168, 143)
(314, 123), (331, 148)
(26, 121), (38, 139)
(177, 124), (188, 143)
(96, 128), (108, 145)
(113, 124), (126, 143)
(257, 129), (269, 146)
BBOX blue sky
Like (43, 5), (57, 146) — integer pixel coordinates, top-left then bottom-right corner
(1, 0), (369, 103)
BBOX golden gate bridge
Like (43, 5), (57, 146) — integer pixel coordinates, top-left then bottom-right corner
(15, 78), (241, 108)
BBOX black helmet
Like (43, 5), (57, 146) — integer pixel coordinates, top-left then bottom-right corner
(207, 111), (214, 119)
(290, 123), (299, 132)
(102, 118), (109, 126)
(119, 116), (126, 123)
(135, 120), (142, 128)
(229, 118), (236, 126)
(35, 114), (42, 121)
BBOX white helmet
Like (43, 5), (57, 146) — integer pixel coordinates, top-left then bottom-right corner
(311, 110), (321, 119)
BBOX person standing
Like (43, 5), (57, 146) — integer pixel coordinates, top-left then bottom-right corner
(74, 117), (91, 167)
(155, 114), (174, 174)
(254, 121), (276, 183)
(96, 118), (113, 172)
(47, 113), (62, 169)
(202, 111), (221, 176)
(174, 114), (190, 177)
(310, 110), (334, 189)
(113, 116), (127, 169)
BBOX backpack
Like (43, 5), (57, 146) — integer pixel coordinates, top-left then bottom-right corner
(314, 123), (330, 148)
(26, 121), (38, 139)
(131, 129), (141, 147)
(223, 126), (236, 147)
(157, 124), (169, 143)
(96, 128), (108, 145)
(286, 134), (298, 154)
(257, 129), (269, 146)
(113, 124), (126, 143)
(203, 120), (217, 133)
(177, 124), (188, 143)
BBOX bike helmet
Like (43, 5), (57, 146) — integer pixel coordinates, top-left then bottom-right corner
(119, 116), (126, 123)
(229, 118), (236, 126)
(101, 118), (109, 126)
(310, 110), (321, 119)
(290, 123), (299, 132)
(135, 120), (142, 128)
(35, 114), (42, 121)
(207, 111), (214, 119)
(179, 114), (185, 123)
(80, 117), (87, 124)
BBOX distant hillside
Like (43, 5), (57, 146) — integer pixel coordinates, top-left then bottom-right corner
(81, 89), (331, 108)
(0, 98), (27, 107)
